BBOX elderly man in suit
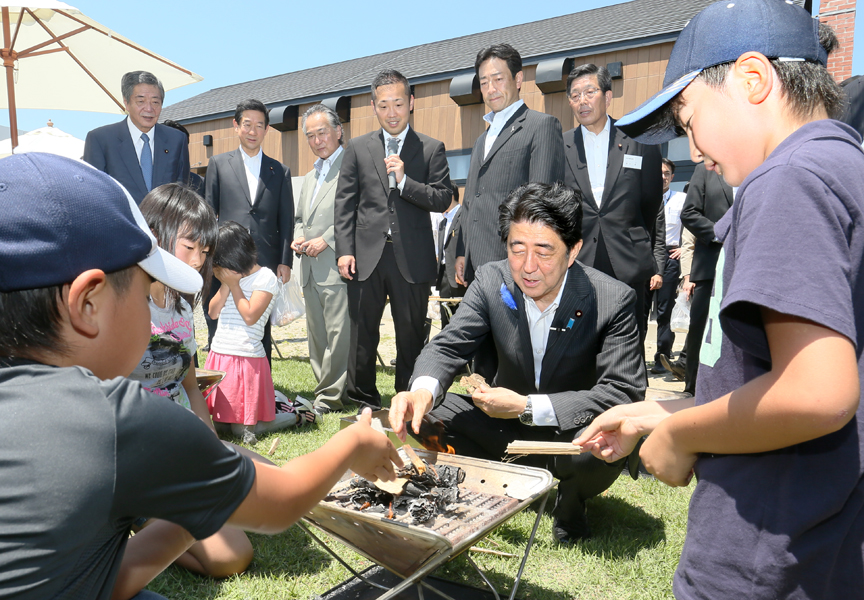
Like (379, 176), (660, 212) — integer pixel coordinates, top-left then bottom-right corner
(83, 71), (189, 205)
(562, 63), (664, 347)
(204, 99), (294, 364)
(454, 43), (565, 286)
(291, 104), (349, 414)
(335, 70), (453, 410)
(390, 182), (645, 543)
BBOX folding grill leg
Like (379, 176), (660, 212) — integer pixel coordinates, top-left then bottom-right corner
(507, 489), (549, 600)
(295, 521), (390, 592)
(465, 555), (501, 600)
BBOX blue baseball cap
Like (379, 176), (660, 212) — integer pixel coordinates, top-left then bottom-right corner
(617, 0), (827, 144)
(0, 153), (202, 294)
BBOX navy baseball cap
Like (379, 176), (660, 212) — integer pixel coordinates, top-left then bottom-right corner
(0, 153), (202, 294)
(617, 0), (827, 144)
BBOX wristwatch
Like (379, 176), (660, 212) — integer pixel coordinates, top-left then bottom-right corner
(518, 396), (534, 426)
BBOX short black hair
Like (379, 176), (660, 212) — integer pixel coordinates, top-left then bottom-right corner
(140, 183), (218, 312)
(567, 63), (612, 96)
(498, 182), (583, 251)
(213, 221), (258, 275)
(371, 70), (411, 102)
(162, 119), (190, 142)
(647, 22), (844, 141)
(662, 158), (676, 174)
(0, 267), (136, 360)
(234, 99), (270, 128)
(475, 43), (522, 78)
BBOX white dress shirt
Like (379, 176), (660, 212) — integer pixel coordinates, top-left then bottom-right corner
(581, 116), (611, 206)
(126, 117), (155, 166)
(383, 124), (410, 193)
(410, 271), (567, 427)
(240, 146), (263, 204)
(663, 190), (687, 246)
(483, 99), (524, 159)
(312, 145), (343, 205)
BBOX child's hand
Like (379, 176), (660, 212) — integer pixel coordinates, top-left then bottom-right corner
(348, 408), (404, 482)
(639, 420), (696, 487)
(574, 404), (649, 462)
(213, 266), (242, 287)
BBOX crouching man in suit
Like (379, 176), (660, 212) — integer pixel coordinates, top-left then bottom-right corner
(390, 182), (645, 543)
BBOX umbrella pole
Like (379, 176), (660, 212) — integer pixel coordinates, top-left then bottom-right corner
(1, 7), (17, 150)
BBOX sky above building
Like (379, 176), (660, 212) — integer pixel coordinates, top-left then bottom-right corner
(0, 0), (856, 140)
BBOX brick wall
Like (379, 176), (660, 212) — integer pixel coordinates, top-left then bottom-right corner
(820, 0), (857, 82)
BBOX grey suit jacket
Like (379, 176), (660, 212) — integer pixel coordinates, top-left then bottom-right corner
(294, 150), (344, 287)
(334, 128), (452, 283)
(204, 148), (294, 271)
(83, 119), (189, 205)
(411, 260), (645, 432)
(563, 121), (664, 286)
(459, 104), (565, 282)
(681, 162), (734, 282)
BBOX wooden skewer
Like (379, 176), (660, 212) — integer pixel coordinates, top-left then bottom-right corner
(505, 440), (582, 455)
(469, 546), (519, 558)
(267, 438), (280, 456)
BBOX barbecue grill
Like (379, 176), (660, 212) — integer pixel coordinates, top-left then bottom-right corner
(301, 443), (556, 600)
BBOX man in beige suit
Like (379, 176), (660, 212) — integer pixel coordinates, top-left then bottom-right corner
(292, 104), (349, 413)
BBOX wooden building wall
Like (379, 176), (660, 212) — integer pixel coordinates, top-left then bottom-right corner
(184, 41), (674, 178)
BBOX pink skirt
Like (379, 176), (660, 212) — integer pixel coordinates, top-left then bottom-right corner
(204, 351), (275, 425)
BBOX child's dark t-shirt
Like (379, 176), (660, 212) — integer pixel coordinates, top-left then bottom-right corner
(675, 120), (864, 599)
(0, 361), (256, 599)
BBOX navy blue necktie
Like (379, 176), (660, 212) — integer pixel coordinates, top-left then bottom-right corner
(140, 133), (153, 191)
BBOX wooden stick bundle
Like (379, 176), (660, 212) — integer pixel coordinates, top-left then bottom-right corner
(505, 441), (582, 455)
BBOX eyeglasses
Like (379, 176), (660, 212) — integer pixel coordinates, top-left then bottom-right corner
(569, 88), (601, 102)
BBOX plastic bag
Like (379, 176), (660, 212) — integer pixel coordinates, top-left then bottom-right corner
(270, 276), (305, 326)
(671, 290), (691, 333)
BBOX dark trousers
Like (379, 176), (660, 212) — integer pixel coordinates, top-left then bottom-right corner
(654, 254), (681, 359)
(431, 393), (625, 526)
(347, 243), (430, 408)
(436, 268), (465, 330)
(593, 232), (647, 349)
(204, 274), (273, 366)
(684, 279), (712, 396)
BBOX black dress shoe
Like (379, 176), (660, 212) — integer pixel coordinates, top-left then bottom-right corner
(553, 515), (591, 543)
(650, 360), (668, 374)
(660, 354), (686, 381)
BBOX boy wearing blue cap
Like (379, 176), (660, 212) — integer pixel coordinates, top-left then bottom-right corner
(0, 153), (401, 599)
(576, 0), (864, 597)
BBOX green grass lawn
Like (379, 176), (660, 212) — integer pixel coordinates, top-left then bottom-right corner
(149, 355), (693, 599)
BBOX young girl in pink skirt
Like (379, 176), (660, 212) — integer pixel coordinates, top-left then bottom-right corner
(205, 221), (298, 443)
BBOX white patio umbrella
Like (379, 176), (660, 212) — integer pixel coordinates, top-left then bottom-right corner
(0, 1), (202, 149)
(0, 120), (83, 158)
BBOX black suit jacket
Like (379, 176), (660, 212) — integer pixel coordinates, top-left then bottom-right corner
(83, 119), (189, 205)
(436, 207), (467, 293)
(412, 260), (645, 431)
(680, 163), (734, 282)
(204, 148), (294, 271)
(563, 120), (664, 286)
(334, 128), (452, 284)
(460, 104), (565, 281)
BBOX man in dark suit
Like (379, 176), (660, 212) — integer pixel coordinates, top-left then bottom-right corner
(334, 70), (453, 409)
(434, 188), (467, 330)
(668, 163), (733, 395)
(562, 63), (664, 346)
(204, 99), (294, 364)
(390, 182), (645, 542)
(84, 71), (189, 205)
(455, 43), (565, 286)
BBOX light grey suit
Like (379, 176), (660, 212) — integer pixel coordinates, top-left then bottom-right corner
(294, 149), (349, 410)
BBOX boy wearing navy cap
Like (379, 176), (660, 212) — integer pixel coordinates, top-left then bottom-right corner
(576, 0), (864, 597)
(0, 153), (401, 599)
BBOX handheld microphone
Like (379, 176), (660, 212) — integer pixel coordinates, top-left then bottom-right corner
(387, 137), (399, 190)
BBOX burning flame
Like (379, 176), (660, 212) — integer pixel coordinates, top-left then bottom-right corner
(421, 435), (456, 454)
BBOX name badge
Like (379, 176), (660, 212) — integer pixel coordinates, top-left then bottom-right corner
(623, 154), (643, 170)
